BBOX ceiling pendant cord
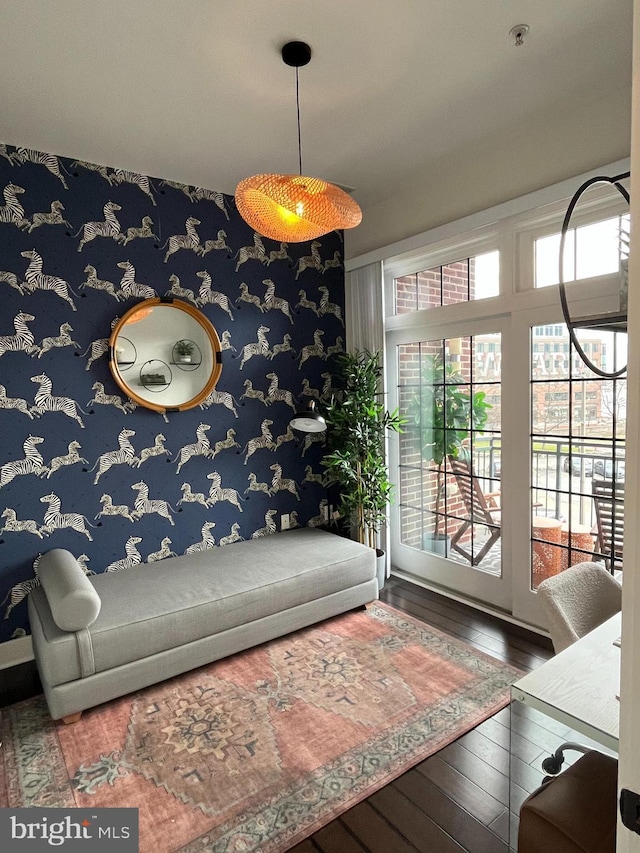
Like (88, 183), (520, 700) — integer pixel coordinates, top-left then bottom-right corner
(296, 65), (303, 176)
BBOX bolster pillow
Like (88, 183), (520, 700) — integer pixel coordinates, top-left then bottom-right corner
(38, 549), (101, 631)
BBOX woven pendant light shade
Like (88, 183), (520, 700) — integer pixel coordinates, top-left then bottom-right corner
(235, 173), (361, 243)
(235, 41), (361, 243)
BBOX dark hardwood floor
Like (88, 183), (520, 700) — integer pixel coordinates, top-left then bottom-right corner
(292, 576), (558, 853)
(0, 575), (559, 853)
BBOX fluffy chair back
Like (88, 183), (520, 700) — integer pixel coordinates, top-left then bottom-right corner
(537, 562), (622, 653)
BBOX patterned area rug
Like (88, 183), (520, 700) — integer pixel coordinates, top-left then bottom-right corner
(0, 602), (521, 852)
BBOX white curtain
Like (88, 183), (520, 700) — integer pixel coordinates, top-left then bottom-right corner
(345, 261), (384, 354)
(344, 261), (391, 571)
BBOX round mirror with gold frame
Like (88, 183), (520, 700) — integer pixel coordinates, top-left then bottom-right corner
(109, 298), (222, 412)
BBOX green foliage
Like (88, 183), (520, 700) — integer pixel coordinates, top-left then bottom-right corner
(321, 350), (405, 549)
(410, 352), (491, 534)
(413, 352), (491, 467)
(175, 339), (194, 356)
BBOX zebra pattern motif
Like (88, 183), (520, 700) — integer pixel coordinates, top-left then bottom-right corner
(21, 249), (78, 310)
(0, 183), (29, 228)
(206, 471), (243, 511)
(36, 323), (80, 358)
(12, 148), (69, 188)
(40, 492), (95, 540)
(174, 423), (211, 474)
(87, 382), (133, 415)
(131, 480), (175, 525)
(232, 233), (267, 272)
(200, 230), (231, 256)
(184, 521), (216, 553)
(195, 271), (234, 320)
(0, 508), (45, 538)
(147, 537), (178, 562)
(91, 429), (138, 484)
(210, 428), (240, 460)
(122, 215), (158, 245)
(106, 537), (143, 572)
(260, 279), (294, 323)
(31, 373), (86, 428)
(0, 435), (46, 487)
(0, 143), (344, 642)
(95, 494), (136, 523)
(239, 325), (270, 370)
(0, 312), (37, 357)
(198, 388), (238, 417)
(161, 217), (202, 263)
(44, 441), (88, 478)
(116, 261), (157, 300)
(251, 509), (278, 538)
(243, 419), (275, 465)
(110, 170), (157, 206)
(0, 385), (33, 418)
(80, 265), (120, 300)
(165, 273), (198, 304)
(75, 201), (123, 252)
(28, 200), (71, 233)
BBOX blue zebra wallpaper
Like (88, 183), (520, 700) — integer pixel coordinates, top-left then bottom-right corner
(0, 145), (345, 644)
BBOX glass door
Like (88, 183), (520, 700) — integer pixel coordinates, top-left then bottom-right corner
(389, 329), (508, 610)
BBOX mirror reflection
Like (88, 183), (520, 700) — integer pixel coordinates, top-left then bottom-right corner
(109, 298), (222, 412)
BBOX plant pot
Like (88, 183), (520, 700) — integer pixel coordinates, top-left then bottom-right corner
(375, 548), (386, 591)
(422, 532), (450, 557)
(178, 355), (192, 363)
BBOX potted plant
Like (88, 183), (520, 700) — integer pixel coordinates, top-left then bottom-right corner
(321, 350), (405, 590)
(175, 339), (195, 363)
(412, 351), (491, 555)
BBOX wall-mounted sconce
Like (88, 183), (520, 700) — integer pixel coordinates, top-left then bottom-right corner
(290, 399), (327, 433)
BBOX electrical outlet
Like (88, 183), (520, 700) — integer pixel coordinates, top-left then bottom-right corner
(281, 513), (290, 530)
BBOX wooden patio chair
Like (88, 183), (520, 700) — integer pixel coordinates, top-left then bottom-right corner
(592, 479), (625, 572)
(448, 456), (501, 566)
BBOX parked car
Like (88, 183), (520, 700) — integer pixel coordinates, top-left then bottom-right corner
(562, 456), (593, 476)
(593, 459), (625, 481)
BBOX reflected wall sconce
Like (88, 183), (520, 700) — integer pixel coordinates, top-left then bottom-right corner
(235, 41), (362, 243)
(289, 399), (327, 433)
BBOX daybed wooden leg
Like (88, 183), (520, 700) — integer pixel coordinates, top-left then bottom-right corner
(61, 711), (82, 725)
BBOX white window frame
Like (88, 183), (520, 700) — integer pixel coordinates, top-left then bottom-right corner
(381, 161), (629, 628)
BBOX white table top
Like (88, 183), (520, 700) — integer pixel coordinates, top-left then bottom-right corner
(511, 612), (621, 752)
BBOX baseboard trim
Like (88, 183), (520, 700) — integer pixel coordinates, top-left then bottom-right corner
(0, 635), (34, 670)
(389, 568), (551, 640)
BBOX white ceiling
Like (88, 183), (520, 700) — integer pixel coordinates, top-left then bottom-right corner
(0, 0), (633, 212)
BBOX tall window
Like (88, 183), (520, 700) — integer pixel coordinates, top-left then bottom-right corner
(530, 327), (626, 588)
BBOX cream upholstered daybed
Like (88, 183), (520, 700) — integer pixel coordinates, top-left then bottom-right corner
(28, 527), (377, 722)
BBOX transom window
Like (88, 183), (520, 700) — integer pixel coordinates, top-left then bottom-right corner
(535, 214), (630, 288)
(393, 250), (499, 314)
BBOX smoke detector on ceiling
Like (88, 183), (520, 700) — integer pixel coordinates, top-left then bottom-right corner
(509, 24), (530, 47)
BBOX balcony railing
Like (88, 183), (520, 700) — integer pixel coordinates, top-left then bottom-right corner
(473, 438), (623, 525)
